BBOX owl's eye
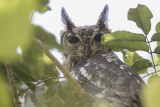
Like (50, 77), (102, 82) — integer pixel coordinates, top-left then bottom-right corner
(68, 36), (79, 43)
(94, 34), (103, 41)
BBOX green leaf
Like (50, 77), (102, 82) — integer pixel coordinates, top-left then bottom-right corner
(36, 0), (51, 13)
(22, 43), (45, 80)
(154, 46), (160, 54)
(148, 75), (160, 85)
(21, 42), (59, 80)
(31, 86), (48, 107)
(102, 31), (149, 52)
(0, 0), (36, 59)
(12, 63), (36, 91)
(131, 59), (152, 74)
(151, 32), (160, 41)
(157, 58), (160, 65)
(143, 76), (160, 107)
(128, 4), (153, 35)
(122, 50), (143, 66)
(33, 25), (62, 51)
(156, 22), (160, 32)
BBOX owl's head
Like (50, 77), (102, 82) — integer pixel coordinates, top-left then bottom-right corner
(61, 5), (110, 62)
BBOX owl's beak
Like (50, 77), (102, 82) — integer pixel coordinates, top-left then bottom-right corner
(84, 44), (91, 57)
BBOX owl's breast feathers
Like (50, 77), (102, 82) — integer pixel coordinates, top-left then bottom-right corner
(71, 52), (144, 107)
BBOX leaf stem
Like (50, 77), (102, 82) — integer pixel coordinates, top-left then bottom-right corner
(33, 38), (95, 102)
(146, 37), (157, 74)
(3, 59), (21, 107)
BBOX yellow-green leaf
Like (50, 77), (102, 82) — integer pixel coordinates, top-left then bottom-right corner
(131, 59), (152, 74)
(102, 31), (149, 52)
(143, 76), (160, 107)
(148, 75), (160, 85)
(0, 75), (11, 107)
(102, 31), (146, 42)
(122, 50), (143, 66)
(0, 0), (36, 59)
(151, 32), (160, 41)
(128, 4), (153, 35)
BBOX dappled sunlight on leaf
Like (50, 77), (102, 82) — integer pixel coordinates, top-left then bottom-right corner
(122, 50), (143, 66)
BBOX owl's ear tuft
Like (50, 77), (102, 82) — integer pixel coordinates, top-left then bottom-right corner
(61, 7), (75, 31)
(96, 5), (109, 29)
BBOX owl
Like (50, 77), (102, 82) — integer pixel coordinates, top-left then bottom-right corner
(61, 5), (144, 107)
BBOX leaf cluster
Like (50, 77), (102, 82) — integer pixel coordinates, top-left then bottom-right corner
(102, 4), (160, 107)
(102, 4), (160, 75)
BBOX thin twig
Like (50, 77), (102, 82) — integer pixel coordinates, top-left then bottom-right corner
(142, 70), (160, 78)
(3, 59), (21, 107)
(146, 38), (157, 74)
(18, 76), (65, 96)
(33, 38), (95, 102)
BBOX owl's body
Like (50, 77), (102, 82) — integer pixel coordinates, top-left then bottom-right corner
(61, 5), (144, 107)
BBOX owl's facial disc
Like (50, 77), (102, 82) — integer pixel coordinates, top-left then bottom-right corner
(84, 41), (91, 57)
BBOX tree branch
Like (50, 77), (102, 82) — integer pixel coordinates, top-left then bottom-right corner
(3, 59), (21, 107)
(33, 38), (95, 102)
(18, 76), (65, 96)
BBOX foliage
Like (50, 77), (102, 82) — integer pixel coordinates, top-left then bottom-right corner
(0, 1), (160, 107)
(0, 0), (35, 59)
(102, 4), (160, 107)
(143, 75), (160, 107)
(0, 74), (12, 107)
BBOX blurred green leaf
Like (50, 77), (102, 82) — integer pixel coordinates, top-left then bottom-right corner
(143, 75), (160, 107)
(0, 0), (36, 59)
(128, 4), (153, 35)
(151, 32), (160, 41)
(31, 86), (48, 107)
(16, 42), (59, 83)
(22, 43), (45, 80)
(148, 75), (160, 85)
(30, 81), (90, 107)
(36, 0), (51, 13)
(122, 50), (143, 66)
(12, 63), (36, 91)
(154, 46), (160, 54)
(33, 25), (62, 51)
(156, 22), (160, 32)
(131, 59), (152, 74)
(0, 74), (12, 107)
(157, 58), (160, 65)
(102, 31), (149, 52)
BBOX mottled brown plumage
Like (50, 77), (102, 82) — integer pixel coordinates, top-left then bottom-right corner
(61, 5), (144, 107)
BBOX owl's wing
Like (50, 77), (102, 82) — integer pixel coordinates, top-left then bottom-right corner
(71, 52), (144, 107)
